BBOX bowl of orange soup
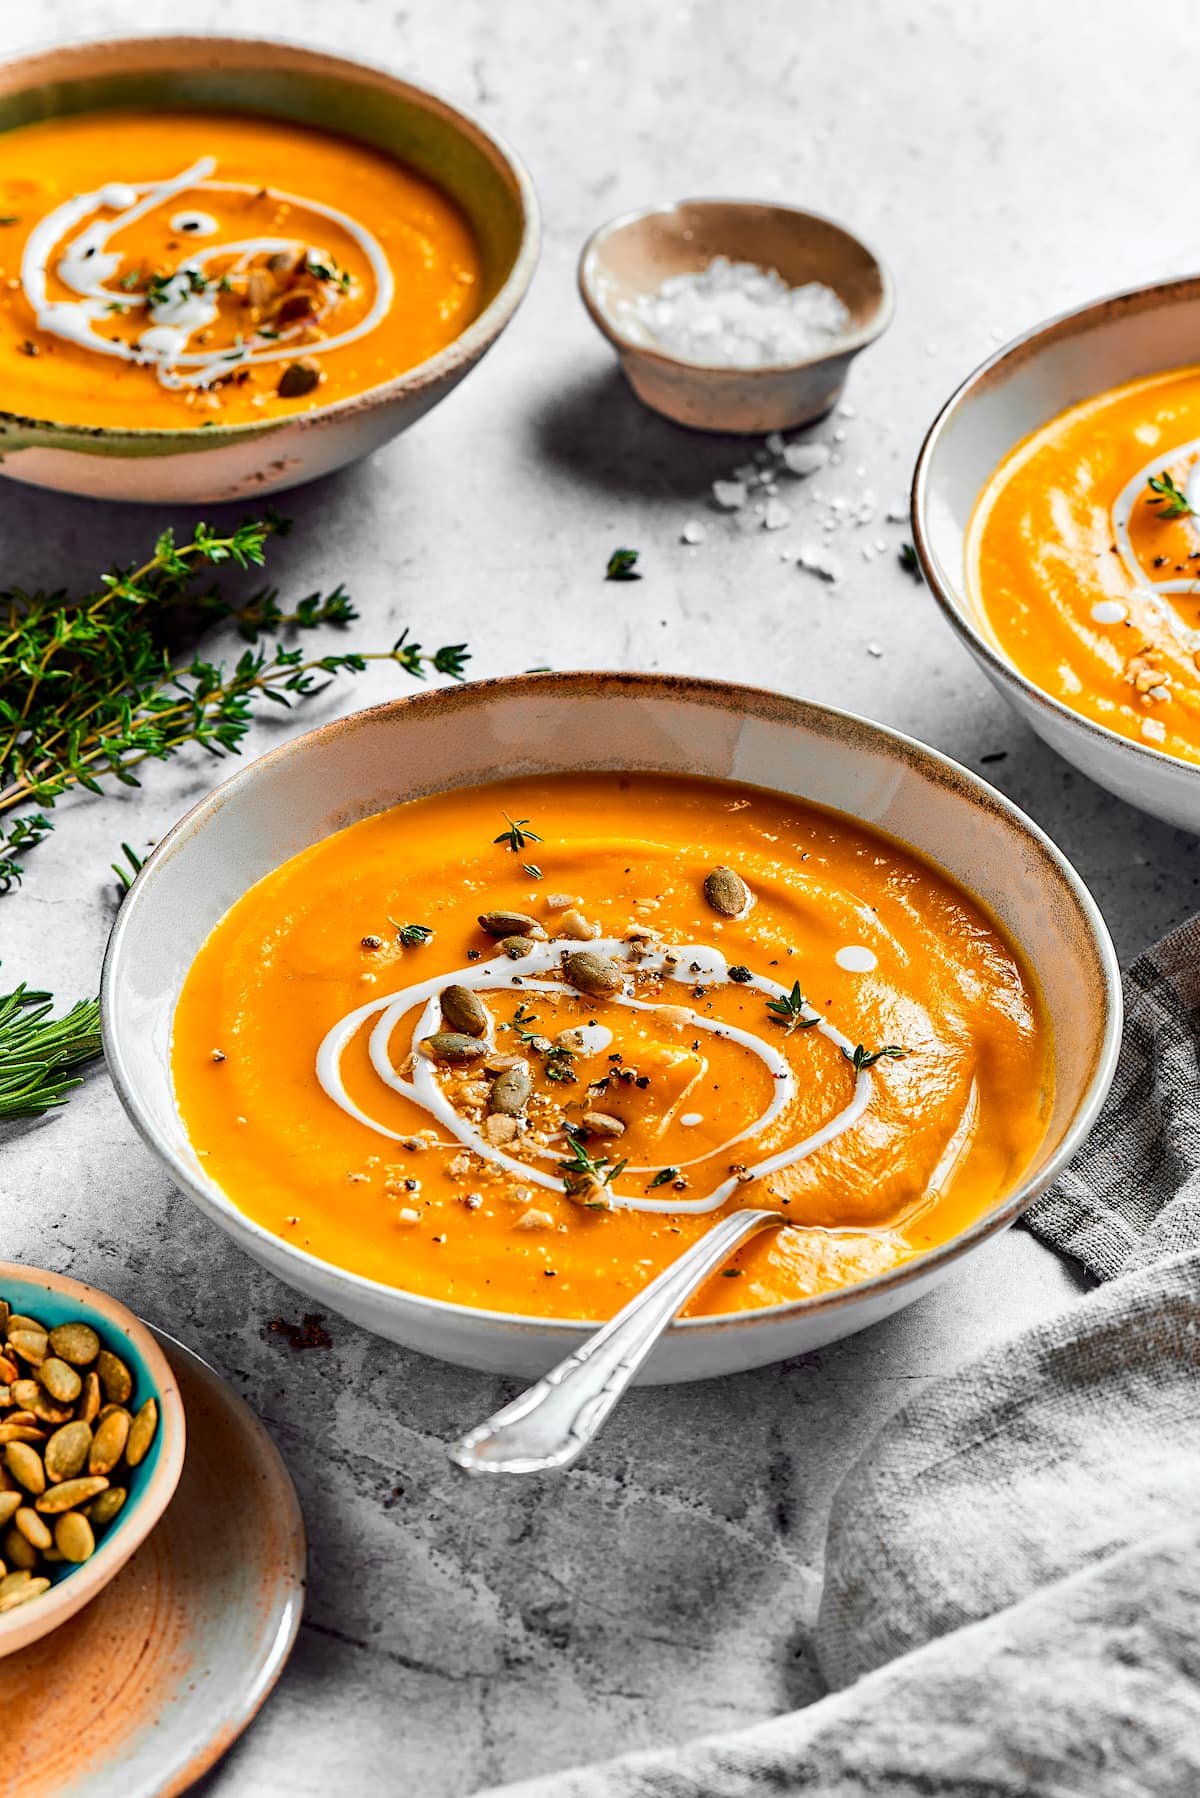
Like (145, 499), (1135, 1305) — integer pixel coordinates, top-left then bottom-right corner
(0, 35), (538, 502)
(101, 674), (1119, 1382)
(913, 278), (1200, 834)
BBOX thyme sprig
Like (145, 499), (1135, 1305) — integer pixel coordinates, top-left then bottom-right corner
(111, 842), (144, 896)
(0, 515), (471, 892)
(1147, 471), (1195, 520)
(0, 979), (102, 1119)
(559, 1128), (626, 1201)
(494, 812), (542, 853)
(842, 1043), (907, 1073)
(765, 981), (821, 1033)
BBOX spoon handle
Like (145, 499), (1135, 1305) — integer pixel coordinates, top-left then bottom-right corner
(448, 1208), (781, 1476)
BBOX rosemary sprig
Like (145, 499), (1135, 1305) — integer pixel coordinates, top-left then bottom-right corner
(765, 981), (821, 1032)
(493, 812), (542, 853)
(842, 1043), (907, 1073)
(522, 862), (543, 880)
(0, 515), (471, 892)
(1146, 471), (1195, 519)
(0, 980), (102, 1119)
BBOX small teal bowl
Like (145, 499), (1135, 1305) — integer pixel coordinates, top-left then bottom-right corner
(0, 1262), (186, 1656)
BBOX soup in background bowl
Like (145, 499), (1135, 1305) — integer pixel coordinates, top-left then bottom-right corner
(102, 674), (1120, 1382)
(914, 276), (1200, 834)
(0, 35), (539, 501)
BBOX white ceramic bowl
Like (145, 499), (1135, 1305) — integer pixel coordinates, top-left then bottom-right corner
(913, 276), (1200, 834)
(102, 675), (1120, 1382)
(0, 35), (539, 503)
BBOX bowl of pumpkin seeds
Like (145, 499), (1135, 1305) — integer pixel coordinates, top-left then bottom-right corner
(0, 1262), (186, 1656)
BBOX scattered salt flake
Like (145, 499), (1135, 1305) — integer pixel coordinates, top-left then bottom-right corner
(733, 462), (758, 481)
(885, 499), (908, 522)
(796, 544), (843, 582)
(866, 642), (883, 657)
(837, 403), (857, 418)
(782, 441), (830, 477)
(681, 520), (706, 544)
(712, 478), (747, 510)
(763, 499), (791, 530)
(765, 431), (786, 454)
(832, 427), (847, 443)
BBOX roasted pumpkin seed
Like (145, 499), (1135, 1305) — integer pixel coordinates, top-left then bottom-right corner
(47, 1322), (100, 1367)
(497, 935), (537, 959)
(125, 1399), (158, 1468)
(76, 1371), (101, 1424)
(86, 1486), (127, 1527)
(96, 1350), (132, 1406)
(581, 1110), (626, 1138)
(478, 910), (546, 939)
(34, 1475), (108, 1515)
(3, 1526), (36, 1570)
(44, 1421), (92, 1483)
(0, 1574), (48, 1611)
(419, 1032), (489, 1065)
(38, 1357), (82, 1404)
(703, 865), (750, 917)
(89, 1409), (130, 1477)
(14, 1507), (51, 1551)
(7, 1330), (48, 1366)
(0, 1424), (44, 1446)
(439, 985), (489, 1038)
(562, 951), (624, 998)
(488, 1066), (531, 1116)
(5, 1442), (45, 1495)
(54, 1511), (95, 1564)
(7, 1314), (46, 1335)
(0, 1492), (20, 1528)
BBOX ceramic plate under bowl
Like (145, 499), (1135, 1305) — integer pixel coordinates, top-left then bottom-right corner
(913, 275), (1200, 834)
(102, 673), (1122, 1384)
(0, 1330), (305, 1797)
(0, 33), (539, 503)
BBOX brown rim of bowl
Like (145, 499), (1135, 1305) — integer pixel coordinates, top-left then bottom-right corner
(0, 30), (541, 442)
(912, 272), (1200, 782)
(102, 670), (1121, 1341)
(0, 1261), (186, 1643)
(577, 197), (895, 378)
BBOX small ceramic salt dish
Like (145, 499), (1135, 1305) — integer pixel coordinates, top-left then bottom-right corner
(579, 199), (893, 433)
(0, 1262), (185, 1658)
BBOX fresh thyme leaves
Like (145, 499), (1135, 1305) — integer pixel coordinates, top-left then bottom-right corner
(304, 255), (353, 293)
(605, 547), (641, 582)
(647, 1166), (679, 1190)
(765, 981), (821, 1032)
(111, 842), (144, 896)
(0, 979), (102, 1119)
(500, 1004), (575, 1081)
(0, 216), (20, 227)
(522, 863), (543, 880)
(1146, 471), (1195, 519)
(544, 1045), (577, 1084)
(395, 923), (433, 948)
(899, 541), (922, 578)
(842, 1043), (907, 1073)
(493, 812), (542, 853)
(559, 1129), (626, 1198)
(0, 515), (472, 892)
(144, 267), (211, 311)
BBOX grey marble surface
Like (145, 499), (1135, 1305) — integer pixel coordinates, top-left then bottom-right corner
(0, 1), (1196, 1791)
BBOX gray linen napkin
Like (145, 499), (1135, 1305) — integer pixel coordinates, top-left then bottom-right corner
(487, 918), (1200, 1797)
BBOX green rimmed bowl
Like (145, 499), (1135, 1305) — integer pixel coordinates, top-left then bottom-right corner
(0, 1262), (186, 1658)
(0, 34), (540, 504)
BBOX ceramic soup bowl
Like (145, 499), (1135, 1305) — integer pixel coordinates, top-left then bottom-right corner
(913, 276), (1200, 834)
(0, 1263), (185, 1657)
(579, 199), (893, 433)
(102, 674), (1120, 1383)
(0, 34), (539, 504)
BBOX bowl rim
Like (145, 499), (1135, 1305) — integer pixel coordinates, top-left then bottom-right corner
(0, 29), (541, 443)
(911, 271), (1200, 783)
(0, 1260), (186, 1651)
(102, 670), (1122, 1344)
(577, 196), (895, 377)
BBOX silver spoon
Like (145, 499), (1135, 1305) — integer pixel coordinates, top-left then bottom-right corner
(448, 1208), (782, 1476)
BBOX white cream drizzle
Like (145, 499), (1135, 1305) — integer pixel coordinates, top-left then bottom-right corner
(21, 156), (395, 390)
(835, 945), (877, 973)
(315, 938), (878, 1216)
(1090, 599), (1128, 625)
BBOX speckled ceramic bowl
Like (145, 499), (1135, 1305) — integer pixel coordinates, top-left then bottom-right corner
(913, 276), (1200, 834)
(0, 1263), (185, 1658)
(102, 674), (1120, 1383)
(0, 34), (539, 504)
(579, 199), (893, 432)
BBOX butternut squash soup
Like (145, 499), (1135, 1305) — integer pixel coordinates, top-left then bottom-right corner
(172, 774), (1051, 1320)
(969, 365), (1200, 764)
(0, 108), (480, 428)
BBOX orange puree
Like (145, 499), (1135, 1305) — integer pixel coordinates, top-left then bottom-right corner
(970, 364), (1200, 764)
(0, 108), (480, 428)
(171, 773), (1051, 1321)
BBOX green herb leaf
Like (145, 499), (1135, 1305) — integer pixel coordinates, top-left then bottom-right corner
(899, 540), (922, 578)
(765, 980), (821, 1032)
(842, 1042), (908, 1073)
(111, 841), (144, 896)
(605, 547), (641, 582)
(0, 977), (102, 1119)
(1146, 470), (1195, 520)
(522, 863), (543, 879)
(647, 1166), (679, 1189)
(558, 1131), (626, 1195)
(493, 812), (543, 853)
(396, 923), (433, 948)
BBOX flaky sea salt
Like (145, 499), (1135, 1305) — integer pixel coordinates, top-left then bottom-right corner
(796, 544), (843, 582)
(712, 479), (747, 510)
(783, 442), (830, 477)
(763, 499), (791, 531)
(623, 256), (851, 369)
(681, 520), (706, 544)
